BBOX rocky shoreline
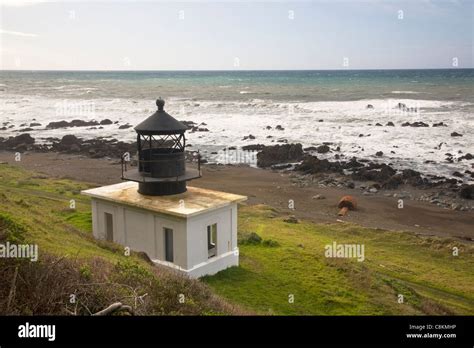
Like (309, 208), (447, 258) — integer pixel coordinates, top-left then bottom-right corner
(254, 143), (473, 209)
(1, 132), (473, 211)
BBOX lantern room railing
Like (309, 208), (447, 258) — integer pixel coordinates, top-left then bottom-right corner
(120, 151), (201, 183)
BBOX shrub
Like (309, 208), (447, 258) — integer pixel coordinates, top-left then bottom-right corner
(240, 232), (262, 245)
(262, 239), (280, 247)
(0, 212), (27, 244)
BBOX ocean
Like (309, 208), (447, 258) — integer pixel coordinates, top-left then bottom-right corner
(1, 69), (473, 181)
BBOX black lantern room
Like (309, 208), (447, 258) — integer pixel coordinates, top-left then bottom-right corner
(121, 98), (201, 196)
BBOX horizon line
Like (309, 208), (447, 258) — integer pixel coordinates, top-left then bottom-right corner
(1, 68), (473, 72)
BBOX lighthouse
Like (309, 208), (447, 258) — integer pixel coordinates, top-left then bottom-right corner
(82, 99), (246, 278)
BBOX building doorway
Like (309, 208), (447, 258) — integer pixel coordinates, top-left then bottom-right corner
(164, 228), (174, 262)
(104, 212), (113, 242)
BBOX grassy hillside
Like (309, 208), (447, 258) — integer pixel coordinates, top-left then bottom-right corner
(203, 205), (474, 315)
(0, 163), (473, 315)
(0, 164), (243, 315)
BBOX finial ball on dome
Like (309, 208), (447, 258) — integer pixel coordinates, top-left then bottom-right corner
(156, 98), (165, 110)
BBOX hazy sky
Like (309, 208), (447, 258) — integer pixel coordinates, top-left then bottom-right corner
(0, 0), (472, 70)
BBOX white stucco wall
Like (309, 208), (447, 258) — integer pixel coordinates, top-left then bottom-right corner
(186, 204), (237, 268)
(90, 198), (239, 277)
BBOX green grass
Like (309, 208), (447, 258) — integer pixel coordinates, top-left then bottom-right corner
(0, 165), (124, 261)
(0, 164), (243, 315)
(1, 163), (473, 316)
(203, 205), (474, 315)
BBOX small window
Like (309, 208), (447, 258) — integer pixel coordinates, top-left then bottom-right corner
(207, 223), (217, 258)
(104, 212), (113, 242)
(164, 228), (174, 262)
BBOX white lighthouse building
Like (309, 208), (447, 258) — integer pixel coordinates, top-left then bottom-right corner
(82, 99), (246, 278)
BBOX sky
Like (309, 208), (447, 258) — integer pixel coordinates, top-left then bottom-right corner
(0, 0), (472, 70)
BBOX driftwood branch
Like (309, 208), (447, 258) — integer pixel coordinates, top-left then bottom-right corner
(92, 302), (134, 316)
(6, 266), (18, 313)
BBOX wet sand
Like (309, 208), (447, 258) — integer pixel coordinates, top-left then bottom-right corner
(0, 150), (472, 240)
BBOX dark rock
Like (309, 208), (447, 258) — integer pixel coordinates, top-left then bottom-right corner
(458, 153), (473, 161)
(46, 120), (69, 128)
(451, 132), (463, 137)
(242, 144), (265, 151)
(303, 146), (318, 152)
(459, 185), (474, 199)
(190, 125), (209, 132)
(402, 169), (425, 186)
(275, 125), (285, 131)
(60, 134), (82, 146)
(257, 143), (303, 168)
(432, 122), (447, 127)
(352, 163), (396, 183)
(343, 157), (364, 169)
(118, 124), (132, 129)
(46, 119), (100, 129)
(18, 128), (34, 132)
(295, 156), (343, 174)
(242, 134), (256, 140)
(13, 144), (28, 152)
(316, 145), (330, 154)
(382, 174), (403, 189)
(1, 133), (35, 149)
(70, 144), (81, 152)
(265, 126), (272, 130)
(29, 122), (42, 127)
(401, 169), (421, 178)
(100, 119), (113, 125)
(452, 171), (464, 178)
(411, 121), (429, 127)
(181, 121), (197, 127)
(375, 123), (382, 126)
(375, 151), (383, 157)
(401, 121), (428, 127)
(366, 104), (374, 109)
(386, 122), (395, 127)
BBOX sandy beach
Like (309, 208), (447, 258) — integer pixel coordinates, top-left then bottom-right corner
(1, 150), (472, 240)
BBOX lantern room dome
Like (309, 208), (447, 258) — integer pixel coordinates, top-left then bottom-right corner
(134, 98), (188, 135)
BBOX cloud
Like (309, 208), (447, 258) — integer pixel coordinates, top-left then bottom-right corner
(0, 29), (38, 37)
(0, 0), (47, 6)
